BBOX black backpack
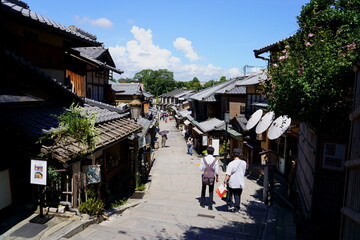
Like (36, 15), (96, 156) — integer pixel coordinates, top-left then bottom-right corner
(202, 157), (217, 185)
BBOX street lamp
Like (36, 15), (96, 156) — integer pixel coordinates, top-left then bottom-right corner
(129, 97), (142, 120)
(224, 112), (230, 171)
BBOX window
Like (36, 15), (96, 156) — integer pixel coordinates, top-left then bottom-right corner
(322, 143), (346, 171)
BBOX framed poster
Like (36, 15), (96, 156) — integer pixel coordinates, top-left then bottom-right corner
(83, 165), (101, 184)
(30, 159), (47, 185)
(322, 143), (346, 171)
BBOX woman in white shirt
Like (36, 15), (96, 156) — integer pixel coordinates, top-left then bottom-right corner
(223, 148), (246, 212)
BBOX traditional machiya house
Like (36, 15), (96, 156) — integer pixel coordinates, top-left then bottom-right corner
(158, 88), (195, 111)
(0, 1), (143, 213)
(254, 37), (351, 238)
(0, 50), (142, 213)
(67, 44), (124, 103)
(187, 78), (255, 156)
(40, 99), (142, 208)
(110, 83), (154, 119)
(1, 0), (102, 86)
(340, 56), (360, 239)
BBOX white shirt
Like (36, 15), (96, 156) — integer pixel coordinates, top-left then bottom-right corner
(226, 159), (246, 189)
(200, 155), (219, 175)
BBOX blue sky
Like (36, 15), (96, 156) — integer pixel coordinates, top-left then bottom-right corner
(25, 0), (310, 82)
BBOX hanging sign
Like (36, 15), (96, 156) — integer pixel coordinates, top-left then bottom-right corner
(30, 159), (47, 185)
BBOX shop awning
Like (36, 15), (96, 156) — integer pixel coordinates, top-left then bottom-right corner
(184, 120), (191, 126)
(192, 127), (203, 135)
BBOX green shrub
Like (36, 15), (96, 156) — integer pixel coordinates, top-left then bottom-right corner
(136, 183), (146, 191)
(79, 198), (105, 216)
(110, 199), (127, 209)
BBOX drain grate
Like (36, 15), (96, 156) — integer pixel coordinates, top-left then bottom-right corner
(197, 214), (215, 219)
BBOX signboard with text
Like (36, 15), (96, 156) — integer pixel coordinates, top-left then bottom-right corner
(30, 159), (47, 185)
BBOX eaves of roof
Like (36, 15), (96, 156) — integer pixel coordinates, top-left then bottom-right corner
(1, 0), (102, 47)
(235, 72), (267, 86)
(253, 35), (295, 57)
(41, 117), (142, 162)
(190, 78), (239, 102)
(4, 50), (83, 104)
(70, 50), (123, 74)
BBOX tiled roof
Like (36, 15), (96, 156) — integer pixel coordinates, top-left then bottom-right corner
(143, 91), (153, 98)
(1, 0), (101, 46)
(160, 89), (191, 98)
(73, 47), (123, 74)
(111, 83), (143, 95)
(73, 47), (106, 59)
(173, 90), (195, 98)
(41, 117), (142, 162)
(196, 118), (225, 133)
(1, 100), (142, 162)
(190, 78), (240, 102)
(4, 50), (83, 103)
(136, 117), (152, 137)
(253, 35), (295, 57)
(235, 72), (267, 86)
(178, 109), (191, 118)
(0, 92), (43, 103)
(235, 114), (248, 132)
(0, 103), (65, 138)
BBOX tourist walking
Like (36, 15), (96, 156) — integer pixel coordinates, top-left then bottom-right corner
(223, 148), (246, 212)
(199, 146), (218, 210)
(161, 134), (167, 147)
(186, 137), (193, 155)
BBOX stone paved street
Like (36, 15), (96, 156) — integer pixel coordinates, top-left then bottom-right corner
(66, 119), (269, 240)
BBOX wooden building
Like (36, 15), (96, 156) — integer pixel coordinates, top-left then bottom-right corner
(340, 56), (360, 240)
(254, 35), (351, 239)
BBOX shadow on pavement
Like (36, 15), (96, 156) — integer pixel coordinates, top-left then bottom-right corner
(9, 223), (47, 238)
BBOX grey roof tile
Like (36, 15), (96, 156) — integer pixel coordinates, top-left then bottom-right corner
(196, 118), (225, 133)
(111, 83), (143, 95)
(1, 0), (101, 46)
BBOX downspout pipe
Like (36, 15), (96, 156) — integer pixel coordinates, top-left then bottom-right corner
(60, 201), (80, 215)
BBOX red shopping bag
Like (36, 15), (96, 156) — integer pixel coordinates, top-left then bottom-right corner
(216, 184), (227, 198)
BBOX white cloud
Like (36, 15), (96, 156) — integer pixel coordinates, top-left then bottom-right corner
(173, 37), (200, 61)
(109, 26), (240, 82)
(75, 16), (113, 29)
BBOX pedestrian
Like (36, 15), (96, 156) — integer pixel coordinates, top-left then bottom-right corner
(186, 137), (193, 155)
(181, 128), (186, 138)
(223, 148), (246, 212)
(161, 134), (167, 147)
(199, 146), (219, 210)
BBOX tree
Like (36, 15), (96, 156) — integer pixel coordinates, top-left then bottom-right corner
(203, 80), (216, 88)
(219, 76), (227, 83)
(134, 69), (176, 96)
(188, 77), (202, 91)
(261, 0), (360, 129)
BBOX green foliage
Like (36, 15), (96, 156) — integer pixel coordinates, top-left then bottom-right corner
(136, 183), (146, 191)
(118, 78), (134, 83)
(110, 199), (127, 209)
(134, 69), (176, 96)
(219, 141), (229, 155)
(203, 76), (227, 89)
(47, 166), (61, 183)
(38, 103), (99, 158)
(261, 0), (360, 128)
(79, 198), (105, 216)
(203, 80), (216, 88)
